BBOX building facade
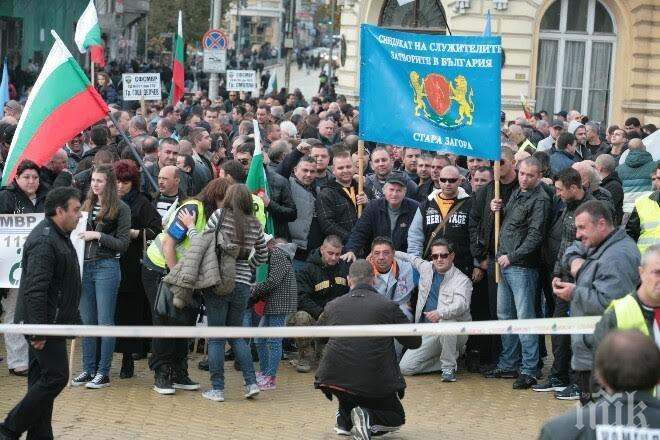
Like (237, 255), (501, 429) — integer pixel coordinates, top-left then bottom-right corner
(227, 0), (284, 53)
(336, 0), (660, 125)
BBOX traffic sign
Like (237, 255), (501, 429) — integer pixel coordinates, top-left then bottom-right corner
(202, 29), (229, 49)
(203, 49), (227, 73)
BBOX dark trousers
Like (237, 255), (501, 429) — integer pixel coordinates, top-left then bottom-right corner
(141, 265), (192, 373)
(485, 257), (502, 365)
(330, 390), (405, 436)
(466, 276), (498, 365)
(1, 338), (68, 440)
(549, 297), (572, 382)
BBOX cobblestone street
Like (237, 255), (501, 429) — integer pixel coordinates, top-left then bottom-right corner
(0, 340), (574, 439)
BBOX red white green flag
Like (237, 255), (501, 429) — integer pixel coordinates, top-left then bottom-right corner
(169, 11), (185, 105)
(0, 31), (109, 186)
(74, 0), (105, 67)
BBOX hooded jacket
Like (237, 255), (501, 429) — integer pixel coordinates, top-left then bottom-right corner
(295, 248), (349, 319)
(561, 228), (640, 371)
(617, 150), (657, 213)
(599, 171), (624, 225)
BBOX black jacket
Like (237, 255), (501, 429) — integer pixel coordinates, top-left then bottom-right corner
(39, 168), (73, 189)
(14, 217), (82, 331)
(316, 179), (361, 243)
(497, 184), (551, 268)
(266, 167), (297, 239)
(314, 284), (421, 398)
(600, 171), (624, 225)
(551, 192), (595, 280)
(296, 249), (350, 319)
(0, 183), (47, 214)
(118, 190), (162, 293)
(84, 201), (131, 261)
(468, 178), (519, 262)
(345, 197), (419, 256)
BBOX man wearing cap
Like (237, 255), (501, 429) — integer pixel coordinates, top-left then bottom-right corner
(567, 121), (591, 161)
(537, 119), (565, 153)
(341, 175), (419, 261)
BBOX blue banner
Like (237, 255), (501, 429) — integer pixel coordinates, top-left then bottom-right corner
(359, 25), (502, 160)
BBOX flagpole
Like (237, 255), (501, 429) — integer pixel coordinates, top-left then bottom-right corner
(357, 139), (364, 217)
(494, 160), (501, 283)
(90, 53), (94, 85)
(108, 111), (159, 192)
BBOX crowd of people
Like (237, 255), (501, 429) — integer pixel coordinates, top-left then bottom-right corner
(0, 68), (659, 439)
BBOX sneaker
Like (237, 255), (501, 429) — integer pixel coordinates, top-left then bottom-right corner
(85, 374), (110, 389)
(483, 368), (519, 379)
(512, 374), (537, 390)
(172, 374), (200, 391)
(441, 368), (457, 382)
(197, 359), (209, 371)
(71, 371), (94, 387)
(555, 383), (581, 401)
(245, 383), (260, 399)
(259, 376), (277, 390)
(296, 358), (312, 373)
(335, 410), (351, 436)
(202, 389), (225, 402)
(350, 407), (371, 440)
(532, 376), (567, 393)
(256, 371), (264, 381)
(153, 371), (175, 395)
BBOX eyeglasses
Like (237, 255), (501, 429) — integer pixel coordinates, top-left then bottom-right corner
(439, 178), (458, 183)
(430, 253), (451, 260)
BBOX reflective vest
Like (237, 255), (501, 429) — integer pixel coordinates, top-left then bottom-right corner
(146, 200), (207, 269)
(607, 295), (649, 336)
(634, 195), (660, 254)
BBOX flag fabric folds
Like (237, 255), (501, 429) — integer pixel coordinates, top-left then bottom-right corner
(169, 11), (185, 105)
(265, 71), (278, 96)
(0, 31), (109, 186)
(0, 58), (9, 118)
(75, 0), (105, 66)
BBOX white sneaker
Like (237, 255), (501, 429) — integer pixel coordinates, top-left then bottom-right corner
(202, 389), (225, 402)
(85, 374), (110, 389)
(244, 383), (260, 399)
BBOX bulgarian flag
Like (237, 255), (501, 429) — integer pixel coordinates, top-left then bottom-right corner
(520, 92), (533, 120)
(265, 71), (277, 96)
(0, 31), (109, 186)
(169, 11), (185, 105)
(74, 0), (105, 67)
(246, 119), (274, 286)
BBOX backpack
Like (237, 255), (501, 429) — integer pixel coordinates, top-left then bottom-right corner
(213, 209), (239, 296)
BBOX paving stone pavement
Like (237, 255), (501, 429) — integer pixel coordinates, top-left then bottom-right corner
(0, 340), (576, 440)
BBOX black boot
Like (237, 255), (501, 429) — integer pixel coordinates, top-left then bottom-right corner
(120, 353), (134, 379)
(153, 366), (175, 395)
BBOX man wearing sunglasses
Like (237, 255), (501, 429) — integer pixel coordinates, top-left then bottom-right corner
(396, 239), (472, 382)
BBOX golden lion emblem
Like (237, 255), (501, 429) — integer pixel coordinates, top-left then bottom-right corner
(450, 75), (475, 125)
(409, 71), (430, 118)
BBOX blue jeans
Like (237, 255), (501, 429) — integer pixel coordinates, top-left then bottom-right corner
(255, 314), (287, 377)
(496, 265), (539, 377)
(206, 283), (256, 390)
(80, 258), (121, 376)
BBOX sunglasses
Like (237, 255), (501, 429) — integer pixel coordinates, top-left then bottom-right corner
(439, 178), (458, 183)
(431, 253), (451, 260)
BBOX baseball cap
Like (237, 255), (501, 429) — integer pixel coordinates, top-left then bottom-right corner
(550, 119), (564, 129)
(386, 174), (407, 187)
(4, 100), (21, 111)
(554, 110), (568, 118)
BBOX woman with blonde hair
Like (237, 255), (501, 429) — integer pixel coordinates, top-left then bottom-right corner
(72, 164), (131, 389)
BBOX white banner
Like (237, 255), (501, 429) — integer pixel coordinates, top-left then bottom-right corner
(122, 73), (162, 101)
(0, 214), (86, 288)
(226, 70), (257, 92)
(203, 48), (227, 73)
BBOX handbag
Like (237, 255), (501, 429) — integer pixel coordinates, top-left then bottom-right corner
(154, 280), (187, 324)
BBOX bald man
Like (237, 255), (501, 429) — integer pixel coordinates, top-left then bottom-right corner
(153, 165), (184, 222)
(40, 149), (73, 188)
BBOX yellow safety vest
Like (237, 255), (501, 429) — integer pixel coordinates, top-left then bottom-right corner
(635, 195), (660, 254)
(146, 200), (207, 269)
(607, 294), (656, 396)
(252, 194), (266, 228)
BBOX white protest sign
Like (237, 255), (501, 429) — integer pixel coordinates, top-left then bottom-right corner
(203, 49), (227, 73)
(122, 73), (162, 101)
(226, 70), (257, 92)
(0, 213), (87, 288)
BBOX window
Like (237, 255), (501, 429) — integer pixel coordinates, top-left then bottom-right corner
(379, 0), (447, 33)
(535, 0), (615, 124)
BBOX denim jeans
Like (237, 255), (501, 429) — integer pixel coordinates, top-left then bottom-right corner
(206, 282), (256, 390)
(255, 314), (287, 377)
(496, 265), (539, 377)
(80, 258), (121, 376)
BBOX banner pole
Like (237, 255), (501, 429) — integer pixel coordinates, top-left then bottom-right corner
(108, 111), (159, 192)
(494, 160), (501, 283)
(90, 56), (94, 85)
(357, 140), (365, 217)
(140, 95), (147, 118)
